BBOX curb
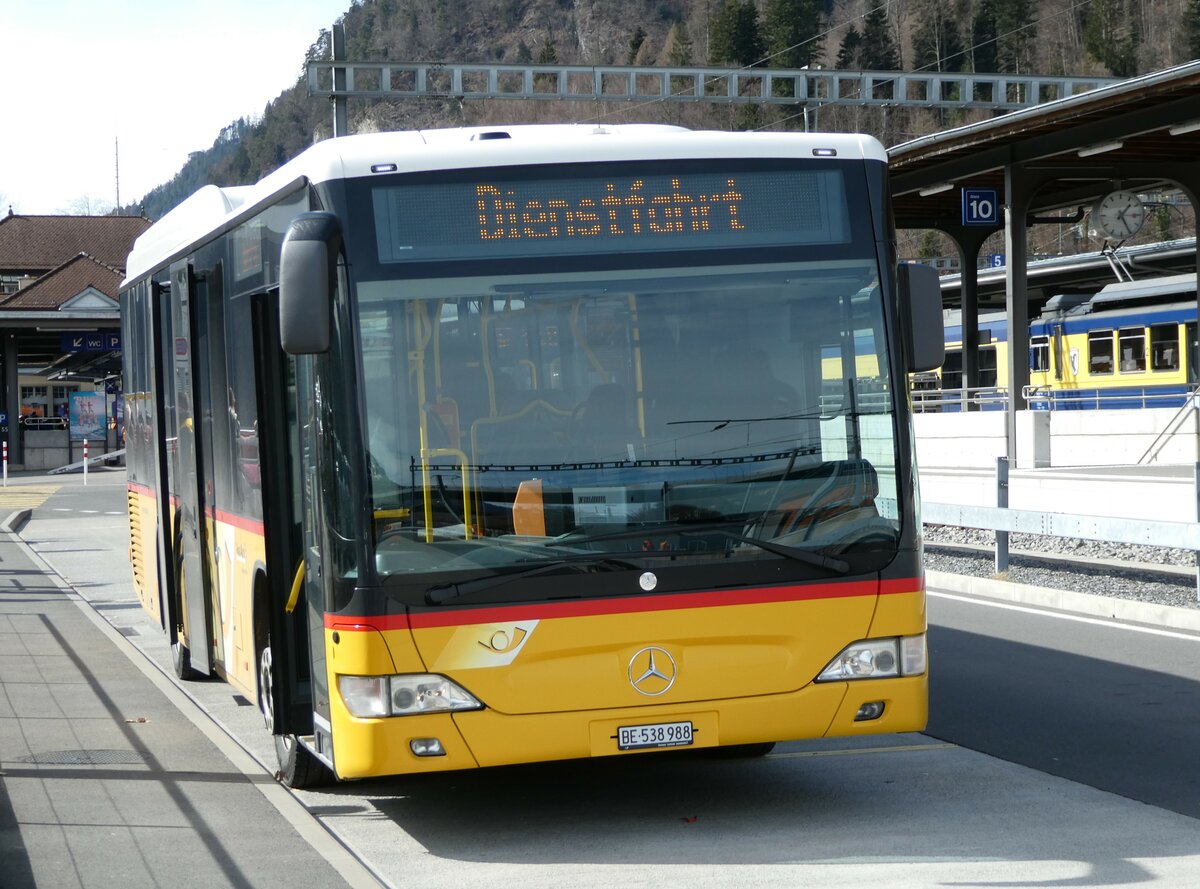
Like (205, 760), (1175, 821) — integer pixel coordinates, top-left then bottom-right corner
(1, 508), (31, 535)
(927, 569), (1200, 634)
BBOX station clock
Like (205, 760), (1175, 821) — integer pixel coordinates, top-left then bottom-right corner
(1094, 189), (1146, 239)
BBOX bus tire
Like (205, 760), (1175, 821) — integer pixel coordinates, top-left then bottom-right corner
(171, 639), (205, 681)
(171, 555), (207, 680)
(258, 632), (331, 789)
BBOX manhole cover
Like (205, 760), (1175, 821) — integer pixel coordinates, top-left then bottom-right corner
(18, 749), (145, 765)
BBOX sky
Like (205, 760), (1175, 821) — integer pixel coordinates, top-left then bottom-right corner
(1, 0), (352, 216)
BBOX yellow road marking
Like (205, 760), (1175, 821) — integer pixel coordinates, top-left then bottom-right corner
(767, 742), (956, 760)
(0, 484), (61, 510)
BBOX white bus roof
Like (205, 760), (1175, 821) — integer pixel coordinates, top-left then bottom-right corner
(123, 125), (887, 286)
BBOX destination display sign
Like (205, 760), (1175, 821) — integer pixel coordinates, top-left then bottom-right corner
(372, 167), (851, 263)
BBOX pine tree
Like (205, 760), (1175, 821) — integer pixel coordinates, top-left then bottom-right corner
(1186, 0), (1200, 60)
(535, 38), (558, 91)
(837, 25), (864, 69)
(911, 0), (965, 72)
(994, 0), (1035, 73)
(710, 0), (765, 67)
(629, 26), (648, 64)
(763, 0), (825, 69)
(663, 21), (695, 66)
(971, 0), (1000, 73)
(860, 8), (899, 70)
(1085, 0), (1141, 77)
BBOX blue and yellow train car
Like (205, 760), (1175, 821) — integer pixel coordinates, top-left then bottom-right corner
(912, 309), (1009, 411)
(914, 273), (1198, 410)
(1027, 274), (1198, 409)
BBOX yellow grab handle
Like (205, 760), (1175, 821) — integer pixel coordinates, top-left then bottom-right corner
(285, 561), (305, 614)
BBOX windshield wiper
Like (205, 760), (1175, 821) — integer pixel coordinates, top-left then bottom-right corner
(425, 554), (642, 605)
(677, 529), (850, 574)
(547, 520), (744, 547)
(548, 521), (849, 574)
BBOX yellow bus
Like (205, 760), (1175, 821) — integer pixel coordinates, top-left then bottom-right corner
(121, 125), (942, 786)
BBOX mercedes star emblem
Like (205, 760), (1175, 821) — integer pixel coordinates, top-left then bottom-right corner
(628, 646), (677, 696)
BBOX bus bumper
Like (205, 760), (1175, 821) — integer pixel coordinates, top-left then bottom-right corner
(330, 674), (927, 778)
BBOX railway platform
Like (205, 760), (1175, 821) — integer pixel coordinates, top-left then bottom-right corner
(0, 498), (373, 889)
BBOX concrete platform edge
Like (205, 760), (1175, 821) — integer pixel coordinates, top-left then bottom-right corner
(2, 508), (31, 534)
(927, 569), (1200, 634)
(2, 522), (390, 889)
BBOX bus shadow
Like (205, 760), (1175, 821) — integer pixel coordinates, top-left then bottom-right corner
(313, 695), (1198, 874)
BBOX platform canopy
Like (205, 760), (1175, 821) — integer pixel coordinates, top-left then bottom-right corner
(888, 60), (1200, 460)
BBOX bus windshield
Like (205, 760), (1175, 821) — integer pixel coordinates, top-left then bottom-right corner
(357, 257), (900, 597)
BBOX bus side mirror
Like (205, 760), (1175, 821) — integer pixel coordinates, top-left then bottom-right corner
(898, 263), (944, 373)
(280, 212), (341, 354)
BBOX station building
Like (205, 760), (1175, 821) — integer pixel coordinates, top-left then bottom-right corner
(0, 209), (151, 468)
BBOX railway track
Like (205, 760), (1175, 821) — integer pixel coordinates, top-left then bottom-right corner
(924, 536), (1200, 612)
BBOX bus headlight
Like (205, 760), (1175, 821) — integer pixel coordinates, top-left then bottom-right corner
(338, 674), (483, 718)
(815, 634), (926, 682)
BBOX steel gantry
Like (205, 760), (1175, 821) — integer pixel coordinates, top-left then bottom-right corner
(307, 59), (1117, 113)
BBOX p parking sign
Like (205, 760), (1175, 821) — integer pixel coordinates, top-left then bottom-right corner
(962, 188), (999, 226)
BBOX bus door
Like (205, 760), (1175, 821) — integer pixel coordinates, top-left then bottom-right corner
(149, 279), (176, 636)
(252, 292), (317, 743)
(169, 261), (214, 676)
(295, 354), (330, 739)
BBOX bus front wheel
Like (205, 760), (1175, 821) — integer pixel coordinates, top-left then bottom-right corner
(171, 639), (204, 680)
(258, 637), (331, 789)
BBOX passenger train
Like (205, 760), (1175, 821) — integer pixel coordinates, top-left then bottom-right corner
(913, 272), (1199, 410)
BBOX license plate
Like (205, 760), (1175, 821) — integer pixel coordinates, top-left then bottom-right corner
(617, 720), (694, 750)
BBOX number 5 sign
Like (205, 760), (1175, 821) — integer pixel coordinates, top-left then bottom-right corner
(962, 188), (999, 226)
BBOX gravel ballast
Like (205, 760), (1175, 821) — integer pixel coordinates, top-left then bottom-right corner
(922, 525), (1200, 611)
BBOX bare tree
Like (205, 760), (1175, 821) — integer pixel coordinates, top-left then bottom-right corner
(62, 195), (114, 216)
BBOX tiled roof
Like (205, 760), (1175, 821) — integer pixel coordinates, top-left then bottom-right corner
(0, 213), (151, 274)
(0, 253), (121, 311)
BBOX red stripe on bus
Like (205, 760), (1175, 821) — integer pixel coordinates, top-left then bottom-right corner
(206, 507), (265, 535)
(126, 482), (264, 535)
(326, 577), (923, 632)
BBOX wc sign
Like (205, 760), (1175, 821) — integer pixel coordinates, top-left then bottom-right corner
(962, 188), (999, 226)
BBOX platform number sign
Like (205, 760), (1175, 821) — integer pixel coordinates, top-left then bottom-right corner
(962, 188), (999, 226)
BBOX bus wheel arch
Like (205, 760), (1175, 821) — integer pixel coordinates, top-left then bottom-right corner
(253, 569), (330, 788)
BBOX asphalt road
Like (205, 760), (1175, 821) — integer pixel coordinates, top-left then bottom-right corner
(926, 589), (1200, 819)
(10, 469), (1200, 888)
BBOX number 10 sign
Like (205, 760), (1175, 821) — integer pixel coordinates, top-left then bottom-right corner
(962, 188), (999, 226)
